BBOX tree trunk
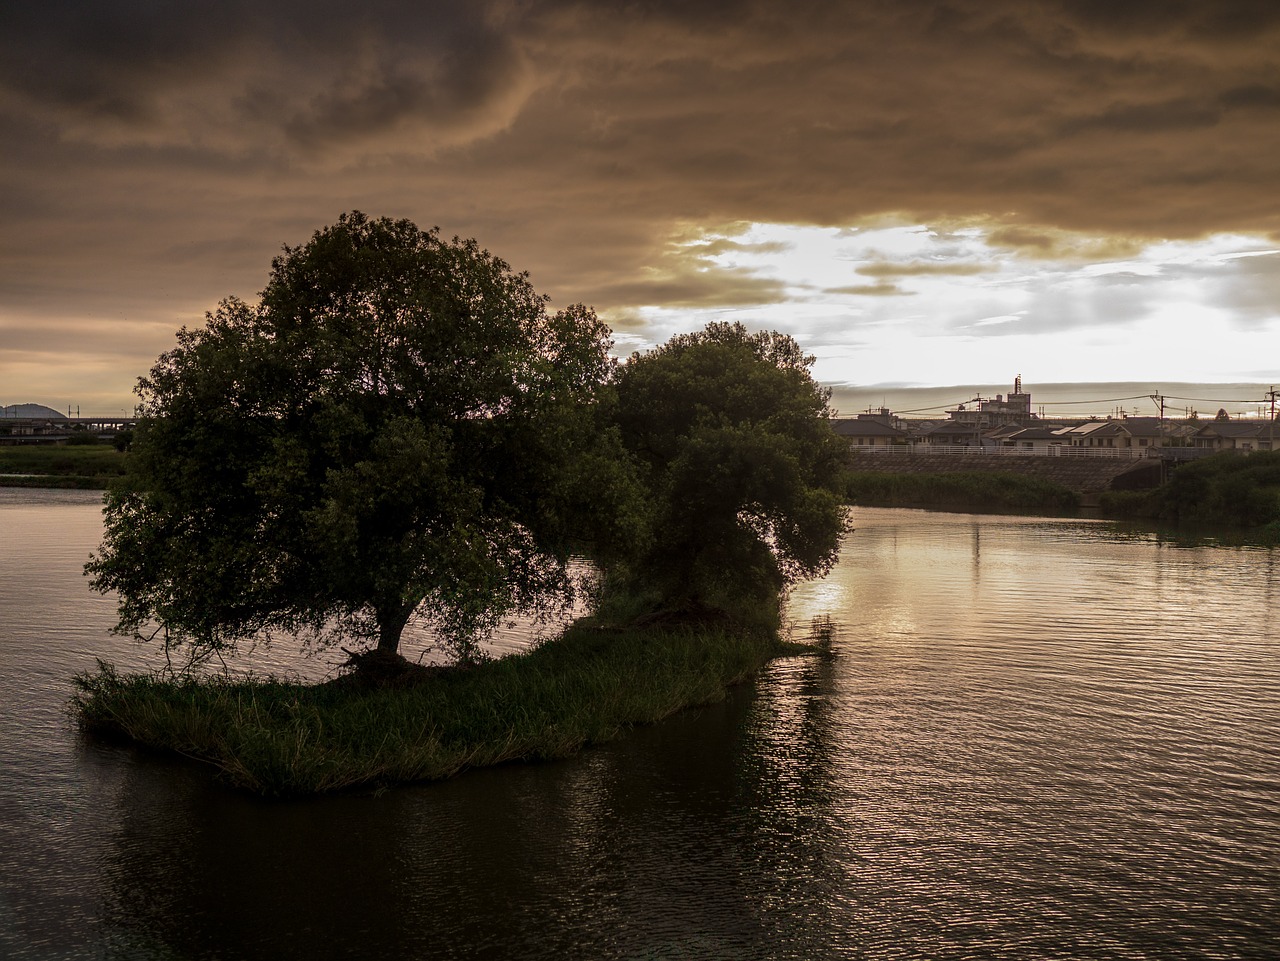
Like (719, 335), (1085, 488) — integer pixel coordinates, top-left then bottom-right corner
(375, 602), (413, 655)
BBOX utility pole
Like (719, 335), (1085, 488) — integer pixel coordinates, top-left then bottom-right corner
(1150, 394), (1167, 476)
(1267, 386), (1277, 453)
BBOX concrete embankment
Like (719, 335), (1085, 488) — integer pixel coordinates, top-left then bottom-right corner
(848, 451), (1163, 496)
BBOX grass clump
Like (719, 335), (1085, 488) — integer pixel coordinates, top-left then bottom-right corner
(72, 616), (797, 797)
(843, 470), (1080, 514)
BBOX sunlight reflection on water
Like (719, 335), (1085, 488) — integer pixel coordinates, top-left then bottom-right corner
(2, 494), (1278, 959)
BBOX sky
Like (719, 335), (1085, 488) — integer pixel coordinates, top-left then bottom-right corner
(2, 0), (1279, 420)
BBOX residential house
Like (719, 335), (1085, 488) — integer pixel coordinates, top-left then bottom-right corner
(832, 415), (908, 448)
(1058, 420), (1125, 450)
(1115, 417), (1166, 451)
(998, 425), (1069, 454)
(1193, 420), (1279, 452)
(984, 423), (1025, 446)
(919, 421), (983, 448)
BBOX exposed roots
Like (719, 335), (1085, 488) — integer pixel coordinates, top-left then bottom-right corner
(333, 647), (446, 690)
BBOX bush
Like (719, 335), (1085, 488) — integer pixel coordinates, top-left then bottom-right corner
(844, 470), (1080, 513)
(0, 444), (127, 487)
(1100, 450), (1280, 530)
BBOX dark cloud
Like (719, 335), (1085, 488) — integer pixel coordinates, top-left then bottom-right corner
(281, 39), (528, 149)
(986, 227), (1145, 260)
(856, 262), (990, 278)
(1, 0), (1278, 405)
(682, 238), (791, 258)
(1056, 0), (1280, 39)
(825, 282), (913, 297)
(1059, 99), (1224, 135)
(592, 272), (789, 309)
(0, 1), (535, 155)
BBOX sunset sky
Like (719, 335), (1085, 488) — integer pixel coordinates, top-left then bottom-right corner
(2, 0), (1278, 419)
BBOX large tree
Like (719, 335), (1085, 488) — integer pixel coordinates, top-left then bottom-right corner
(609, 322), (850, 612)
(88, 212), (615, 663)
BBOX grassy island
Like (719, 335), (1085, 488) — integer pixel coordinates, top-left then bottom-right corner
(73, 613), (810, 797)
(72, 215), (849, 800)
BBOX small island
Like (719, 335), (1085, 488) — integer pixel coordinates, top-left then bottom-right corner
(72, 213), (849, 796)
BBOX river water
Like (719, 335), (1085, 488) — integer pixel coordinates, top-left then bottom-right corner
(1, 489), (1277, 960)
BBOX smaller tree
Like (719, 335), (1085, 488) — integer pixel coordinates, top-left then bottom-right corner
(608, 322), (850, 614)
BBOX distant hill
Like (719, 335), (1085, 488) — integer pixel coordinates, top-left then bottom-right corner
(1, 404), (66, 419)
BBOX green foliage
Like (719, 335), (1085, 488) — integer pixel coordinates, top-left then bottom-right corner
(87, 212), (616, 663)
(844, 470), (1082, 513)
(71, 618), (793, 796)
(607, 322), (849, 612)
(65, 431), (100, 446)
(1100, 450), (1280, 529)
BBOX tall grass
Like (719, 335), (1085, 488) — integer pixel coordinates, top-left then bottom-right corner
(72, 618), (799, 797)
(0, 445), (127, 488)
(844, 470), (1080, 514)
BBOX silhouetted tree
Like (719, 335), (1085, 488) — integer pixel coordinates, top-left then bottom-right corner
(608, 322), (849, 614)
(88, 213), (616, 663)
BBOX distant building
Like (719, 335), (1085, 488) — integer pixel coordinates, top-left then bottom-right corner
(946, 376), (1035, 430)
(979, 375), (1033, 426)
(1, 404), (66, 420)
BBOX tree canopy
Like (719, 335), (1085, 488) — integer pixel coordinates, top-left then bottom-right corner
(88, 212), (615, 663)
(607, 322), (850, 612)
(89, 217), (849, 668)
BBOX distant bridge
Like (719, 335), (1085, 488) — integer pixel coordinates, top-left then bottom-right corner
(0, 415), (137, 444)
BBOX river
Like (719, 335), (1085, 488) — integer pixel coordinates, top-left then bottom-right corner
(1, 488), (1277, 959)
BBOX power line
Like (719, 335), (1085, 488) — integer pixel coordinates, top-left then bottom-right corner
(880, 393), (1153, 415)
(891, 396), (986, 415)
(1161, 394), (1264, 404)
(1034, 394), (1152, 406)
(889, 404), (959, 414)
(846, 390), (1275, 418)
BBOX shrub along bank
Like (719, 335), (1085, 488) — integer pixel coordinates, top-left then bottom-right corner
(1100, 450), (1280, 538)
(73, 615), (809, 797)
(0, 445), (127, 488)
(843, 470), (1081, 514)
